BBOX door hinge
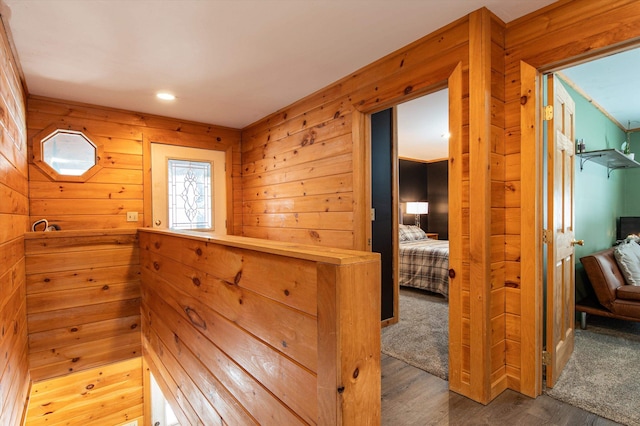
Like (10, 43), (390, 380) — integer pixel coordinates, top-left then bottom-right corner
(543, 105), (553, 121)
(542, 350), (551, 366)
(542, 229), (552, 244)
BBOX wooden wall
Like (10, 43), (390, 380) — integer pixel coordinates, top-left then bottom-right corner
(24, 230), (141, 382)
(240, 8), (509, 404)
(22, 97), (243, 421)
(0, 16), (30, 426)
(240, 16), (473, 252)
(26, 96), (242, 234)
(467, 10), (508, 403)
(3, 0), (637, 418)
(25, 357), (143, 426)
(504, 0), (640, 397)
(139, 229), (380, 425)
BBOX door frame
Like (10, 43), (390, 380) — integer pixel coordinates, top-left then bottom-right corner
(521, 43), (640, 396)
(149, 143), (228, 233)
(359, 82), (451, 327)
(143, 135), (234, 232)
(354, 66), (463, 384)
(521, 62), (584, 396)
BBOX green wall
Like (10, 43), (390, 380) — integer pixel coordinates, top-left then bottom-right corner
(562, 80), (627, 299)
(623, 131), (640, 214)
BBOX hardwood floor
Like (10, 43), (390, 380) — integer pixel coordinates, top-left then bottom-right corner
(381, 354), (619, 425)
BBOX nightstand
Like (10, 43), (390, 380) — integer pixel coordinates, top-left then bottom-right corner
(426, 232), (438, 240)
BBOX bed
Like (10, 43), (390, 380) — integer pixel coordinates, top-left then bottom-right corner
(399, 224), (449, 298)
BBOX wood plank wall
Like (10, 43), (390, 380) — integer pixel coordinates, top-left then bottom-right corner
(21, 97), (243, 419)
(25, 357), (143, 426)
(24, 230), (141, 382)
(138, 229), (380, 425)
(5, 0), (636, 416)
(240, 16), (472, 251)
(489, 13), (508, 401)
(26, 96), (242, 234)
(240, 9), (509, 404)
(0, 15), (30, 426)
(504, 0), (640, 397)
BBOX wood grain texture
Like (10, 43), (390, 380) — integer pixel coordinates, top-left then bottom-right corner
(139, 229), (380, 425)
(240, 14), (470, 252)
(27, 95), (242, 232)
(468, 8), (495, 404)
(25, 231), (141, 382)
(25, 357), (143, 426)
(0, 14), (29, 426)
(503, 0), (640, 397)
(1, 2), (636, 422)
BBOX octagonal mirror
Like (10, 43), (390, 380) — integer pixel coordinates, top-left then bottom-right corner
(32, 125), (103, 182)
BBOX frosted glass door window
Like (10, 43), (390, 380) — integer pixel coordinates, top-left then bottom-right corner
(151, 143), (226, 234)
(167, 159), (213, 230)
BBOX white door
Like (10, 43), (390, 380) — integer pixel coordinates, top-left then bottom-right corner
(151, 143), (226, 233)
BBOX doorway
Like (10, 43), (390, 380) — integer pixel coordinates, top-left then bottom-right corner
(150, 143), (227, 233)
(373, 87), (451, 380)
(535, 48), (640, 422)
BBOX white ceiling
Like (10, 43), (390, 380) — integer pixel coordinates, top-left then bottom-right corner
(1, 0), (556, 131)
(397, 89), (449, 161)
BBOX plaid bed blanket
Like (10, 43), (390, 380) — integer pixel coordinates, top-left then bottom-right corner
(399, 239), (449, 298)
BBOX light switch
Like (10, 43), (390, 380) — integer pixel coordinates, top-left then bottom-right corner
(126, 211), (138, 222)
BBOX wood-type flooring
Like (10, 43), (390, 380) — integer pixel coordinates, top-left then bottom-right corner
(381, 354), (619, 425)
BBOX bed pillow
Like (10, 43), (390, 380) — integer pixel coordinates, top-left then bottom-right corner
(614, 239), (640, 286)
(399, 224), (428, 242)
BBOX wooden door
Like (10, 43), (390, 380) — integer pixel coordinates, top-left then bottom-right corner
(151, 143), (227, 232)
(545, 74), (577, 388)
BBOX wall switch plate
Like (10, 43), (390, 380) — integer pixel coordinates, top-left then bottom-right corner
(126, 212), (138, 222)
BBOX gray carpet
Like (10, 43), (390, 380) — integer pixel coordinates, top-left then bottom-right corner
(381, 288), (449, 380)
(382, 289), (640, 425)
(545, 317), (640, 426)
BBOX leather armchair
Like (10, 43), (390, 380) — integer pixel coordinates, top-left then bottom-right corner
(578, 247), (640, 328)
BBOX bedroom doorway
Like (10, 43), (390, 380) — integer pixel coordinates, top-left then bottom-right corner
(374, 87), (451, 381)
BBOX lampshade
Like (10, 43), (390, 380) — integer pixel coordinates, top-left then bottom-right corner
(406, 202), (429, 215)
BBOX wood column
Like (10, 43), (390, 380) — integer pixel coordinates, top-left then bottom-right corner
(468, 8), (493, 404)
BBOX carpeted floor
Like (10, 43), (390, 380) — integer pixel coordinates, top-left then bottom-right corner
(382, 288), (640, 426)
(545, 317), (640, 426)
(380, 288), (449, 380)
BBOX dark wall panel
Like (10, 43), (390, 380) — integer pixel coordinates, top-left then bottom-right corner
(371, 109), (394, 321)
(399, 159), (448, 240)
(427, 160), (449, 240)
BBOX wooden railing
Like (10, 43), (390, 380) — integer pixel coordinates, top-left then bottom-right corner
(138, 228), (381, 425)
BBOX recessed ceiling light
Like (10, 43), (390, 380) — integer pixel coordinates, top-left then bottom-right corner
(156, 92), (175, 101)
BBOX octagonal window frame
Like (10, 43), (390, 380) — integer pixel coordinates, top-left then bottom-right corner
(32, 124), (103, 182)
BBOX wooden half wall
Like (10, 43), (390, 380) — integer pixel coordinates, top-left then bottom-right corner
(139, 228), (380, 425)
(24, 230), (142, 382)
(0, 14), (30, 426)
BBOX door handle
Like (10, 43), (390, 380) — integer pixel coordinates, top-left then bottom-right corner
(155, 219), (162, 227)
(571, 239), (584, 246)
